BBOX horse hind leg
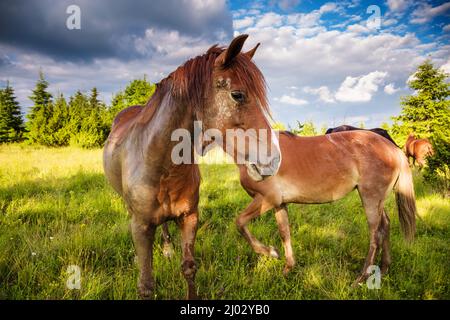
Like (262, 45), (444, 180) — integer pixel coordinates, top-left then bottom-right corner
(353, 192), (384, 286)
(236, 195), (279, 259)
(275, 205), (295, 275)
(161, 222), (174, 258)
(379, 210), (391, 274)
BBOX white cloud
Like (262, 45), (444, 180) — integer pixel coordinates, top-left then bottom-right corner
(304, 86), (335, 103)
(335, 71), (388, 102)
(440, 58), (450, 74)
(255, 12), (283, 28)
(275, 95), (308, 106)
(346, 24), (370, 33)
(233, 16), (254, 29)
(319, 3), (338, 14)
(386, 0), (410, 13)
(384, 83), (400, 94)
(411, 2), (450, 24)
(278, 0), (300, 11)
(443, 24), (450, 32)
(345, 115), (370, 125)
(406, 72), (417, 84)
(383, 18), (398, 27)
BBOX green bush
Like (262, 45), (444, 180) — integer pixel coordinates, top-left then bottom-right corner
(424, 135), (450, 195)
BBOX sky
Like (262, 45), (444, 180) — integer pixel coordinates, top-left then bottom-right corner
(0, 0), (449, 128)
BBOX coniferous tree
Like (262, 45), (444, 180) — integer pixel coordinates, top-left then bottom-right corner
(0, 82), (24, 142)
(47, 93), (70, 146)
(392, 59), (450, 192)
(27, 71), (53, 144)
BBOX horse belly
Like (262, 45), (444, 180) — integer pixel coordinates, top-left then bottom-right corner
(103, 141), (124, 195)
(279, 169), (358, 204)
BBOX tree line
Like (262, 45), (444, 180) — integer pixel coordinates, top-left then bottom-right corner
(0, 71), (155, 148)
(0, 60), (448, 191)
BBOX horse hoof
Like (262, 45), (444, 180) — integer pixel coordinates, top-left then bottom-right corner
(187, 292), (200, 300)
(163, 243), (174, 258)
(269, 246), (280, 259)
(138, 282), (154, 300)
(283, 266), (292, 276)
(351, 274), (368, 288)
(138, 288), (153, 300)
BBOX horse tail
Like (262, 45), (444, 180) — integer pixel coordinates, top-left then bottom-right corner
(394, 150), (417, 242)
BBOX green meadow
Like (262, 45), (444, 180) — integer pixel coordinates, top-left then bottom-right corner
(0, 144), (449, 299)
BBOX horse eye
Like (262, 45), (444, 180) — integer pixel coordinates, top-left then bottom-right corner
(231, 91), (246, 103)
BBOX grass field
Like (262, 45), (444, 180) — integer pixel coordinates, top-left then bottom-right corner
(0, 144), (449, 300)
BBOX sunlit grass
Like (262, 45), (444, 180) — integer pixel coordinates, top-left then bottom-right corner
(0, 144), (449, 299)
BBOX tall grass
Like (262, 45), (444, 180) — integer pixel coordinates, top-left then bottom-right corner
(0, 144), (449, 299)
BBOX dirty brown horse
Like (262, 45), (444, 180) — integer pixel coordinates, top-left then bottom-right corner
(326, 124), (398, 147)
(235, 130), (417, 285)
(103, 35), (281, 299)
(404, 133), (434, 167)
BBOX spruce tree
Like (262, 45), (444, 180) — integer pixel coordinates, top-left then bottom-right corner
(27, 71), (53, 144)
(0, 82), (24, 142)
(47, 93), (70, 146)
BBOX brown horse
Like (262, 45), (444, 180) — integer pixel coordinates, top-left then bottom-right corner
(326, 125), (399, 147)
(405, 133), (434, 167)
(233, 130), (417, 285)
(162, 129), (417, 286)
(103, 34), (281, 299)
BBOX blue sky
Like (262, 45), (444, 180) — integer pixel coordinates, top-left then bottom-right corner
(0, 0), (449, 128)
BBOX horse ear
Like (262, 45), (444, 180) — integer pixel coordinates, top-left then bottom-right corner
(245, 43), (260, 60)
(215, 34), (249, 68)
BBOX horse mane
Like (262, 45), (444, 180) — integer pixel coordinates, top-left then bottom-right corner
(280, 130), (297, 137)
(140, 45), (269, 123)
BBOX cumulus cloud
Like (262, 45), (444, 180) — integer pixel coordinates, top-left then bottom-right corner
(440, 58), (450, 74)
(0, 0), (233, 61)
(233, 16), (255, 29)
(386, 0), (410, 13)
(304, 86), (335, 103)
(335, 71), (388, 102)
(277, 0), (301, 11)
(255, 12), (284, 28)
(275, 95), (308, 106)
(411, 2), (450, 24)
(384, 83), (400, 95)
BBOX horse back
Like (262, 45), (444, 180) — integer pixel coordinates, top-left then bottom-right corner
(107, 105), (144, 145)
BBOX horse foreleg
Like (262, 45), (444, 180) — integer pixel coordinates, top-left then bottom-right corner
(275, 205), (295, 275)
(161, 222), (174, 258)
(131, 216), (156, 299)
(236, 196), (279, 258)
(179, 212), (198, 300)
